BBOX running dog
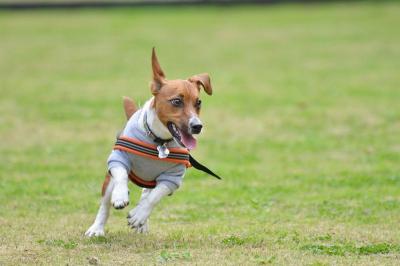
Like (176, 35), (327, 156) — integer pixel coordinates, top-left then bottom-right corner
(85, 48), (213, 236)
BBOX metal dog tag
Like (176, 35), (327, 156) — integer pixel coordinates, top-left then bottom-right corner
(157, 144), (170, 159)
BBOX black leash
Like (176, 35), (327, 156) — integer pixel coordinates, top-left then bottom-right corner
(189, 154), (222, 180)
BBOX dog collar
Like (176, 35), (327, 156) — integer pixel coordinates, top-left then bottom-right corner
(143, 111), (173, 146)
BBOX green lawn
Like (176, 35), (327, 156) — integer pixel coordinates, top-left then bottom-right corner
(1, 3), (400, 265)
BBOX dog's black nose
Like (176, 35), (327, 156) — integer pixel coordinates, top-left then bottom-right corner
(190, 123), (203, 134)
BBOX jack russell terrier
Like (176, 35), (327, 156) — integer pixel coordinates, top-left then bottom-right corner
(85, 48), (219, 237)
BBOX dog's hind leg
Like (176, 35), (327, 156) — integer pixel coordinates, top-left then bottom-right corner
(85, 175), (114, 237)
(127, 188), (152, 233)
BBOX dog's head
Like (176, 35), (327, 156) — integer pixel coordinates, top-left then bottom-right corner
(150, 48), (212, 150)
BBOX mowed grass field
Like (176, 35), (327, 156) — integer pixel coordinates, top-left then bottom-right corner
(1, 3), (400, 265)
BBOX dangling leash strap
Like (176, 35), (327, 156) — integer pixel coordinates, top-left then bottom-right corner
(189, 155), (222, 180)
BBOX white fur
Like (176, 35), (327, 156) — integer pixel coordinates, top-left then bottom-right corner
(127, 188), (152, 233)
(110, 166), (130, 209)
(127, 184), (172, 229)
(85, 178), (114, 237)
(138, 97), (172, 140)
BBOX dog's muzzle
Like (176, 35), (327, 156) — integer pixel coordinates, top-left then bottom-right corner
(189, 117), (202, 134)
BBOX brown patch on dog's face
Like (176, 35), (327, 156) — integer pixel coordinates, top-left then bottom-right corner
(153, 79), (201, 131)
(150, 48), (210, 133)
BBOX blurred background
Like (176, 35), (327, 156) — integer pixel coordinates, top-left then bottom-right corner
(1, 1), (399, 265)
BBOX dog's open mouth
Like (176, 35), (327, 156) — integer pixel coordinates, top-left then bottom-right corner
(167, 122), (197, 150)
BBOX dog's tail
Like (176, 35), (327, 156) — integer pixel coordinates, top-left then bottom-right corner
(123, 96), (137, 120)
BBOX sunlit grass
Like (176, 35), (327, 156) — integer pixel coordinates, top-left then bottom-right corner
(1, 2), (400, 265)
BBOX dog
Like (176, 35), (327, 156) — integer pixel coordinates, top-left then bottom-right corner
(85, 48), (213, 236)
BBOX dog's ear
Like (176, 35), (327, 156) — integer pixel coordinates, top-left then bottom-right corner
(123, 96), (137, 120)
(151, 47), (166, 95)
(188, 73), (212, 95)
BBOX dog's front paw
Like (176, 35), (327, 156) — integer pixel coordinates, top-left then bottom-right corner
(85, 224), (105, 237)
(111, 184), (129, 209)
(127, 202), (152, 229)
(135, 221), (149, 234)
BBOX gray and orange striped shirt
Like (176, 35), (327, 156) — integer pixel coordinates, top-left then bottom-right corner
(107, 108), (188, 192)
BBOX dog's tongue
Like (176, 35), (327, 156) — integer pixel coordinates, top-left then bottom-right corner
(181, 131), (197, 150)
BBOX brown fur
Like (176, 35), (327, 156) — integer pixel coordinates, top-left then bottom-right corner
(123, 96), (137, 120)
(102, 174), (111, 196)
(150, 48), (212, 131)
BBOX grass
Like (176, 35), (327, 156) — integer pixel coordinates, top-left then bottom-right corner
(1, 2), (400, 265)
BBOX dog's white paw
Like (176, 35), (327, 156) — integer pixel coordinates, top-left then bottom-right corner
(127, 202), (152, 230)
(111, 184), (129, 209)
(135, 221), (149, 234)
(85, 224), (105, 237)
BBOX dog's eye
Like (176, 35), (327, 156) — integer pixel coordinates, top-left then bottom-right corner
(170, 98), (183, 107)
(195, 99), (202, 109)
